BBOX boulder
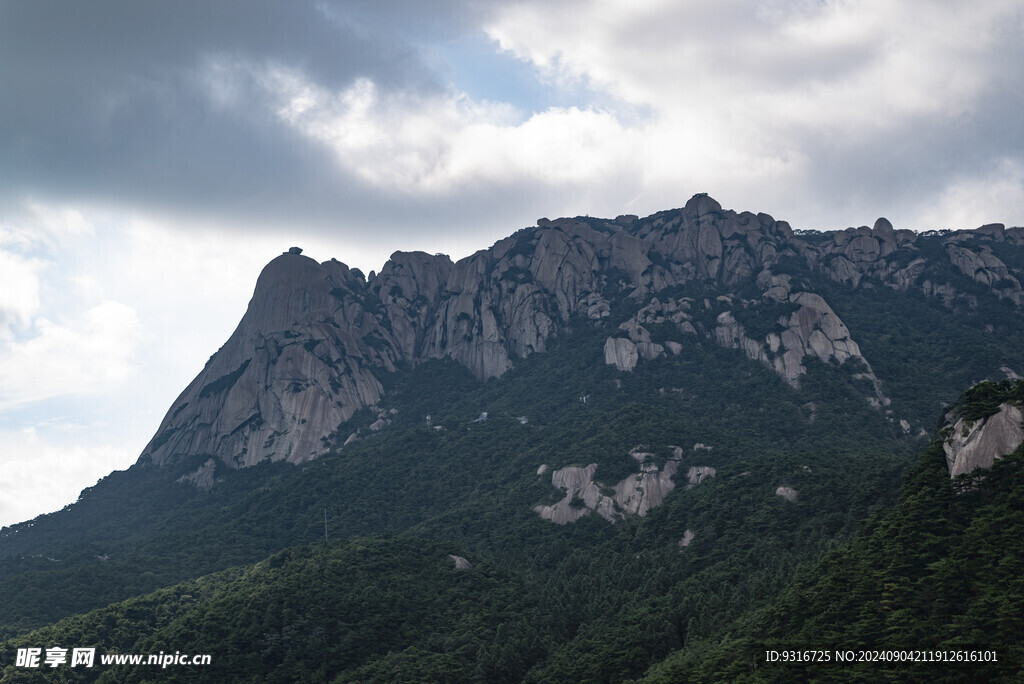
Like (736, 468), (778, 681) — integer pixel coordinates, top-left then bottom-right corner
(943, 404), (1024, 477)
(448, 555), (473, 571)
(604, 337), (639, 371)
(775, 486), (798, 502)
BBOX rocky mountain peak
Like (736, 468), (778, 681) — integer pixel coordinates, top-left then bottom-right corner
(683, 192), (722, 217)
(245, 252), (341, 333)
(141, 252), (392, 471)
(140, 196), (1024, 478)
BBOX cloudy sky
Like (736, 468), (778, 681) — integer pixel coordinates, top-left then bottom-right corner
(2, 0), (1023, 527)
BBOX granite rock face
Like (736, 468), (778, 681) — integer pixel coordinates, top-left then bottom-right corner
(176, 458), (218, 491)
(142, 253), (393, 469)
(533, 446), (711, 524)
(686, 466), (716, 488)
(711, 291), (887, 406)
(604, 337), (639, 371)
(800, 220), (1024, 308)
(140, 196), (1024, 475)
(943, 403), (1024, 478)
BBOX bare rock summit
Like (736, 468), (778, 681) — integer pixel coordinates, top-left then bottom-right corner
(139, 195), (1024, 477)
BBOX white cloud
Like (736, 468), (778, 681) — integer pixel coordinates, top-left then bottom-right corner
(246, 64), (523, 191)
(182, 1), (1021, 232)
(200, 59), (643, 209)
(910, 158), (1024, 231)
(0, 301), (144, 411)
(0, 426), (135, 528)
(485, 0), (1015, 123)
(0, 201), (150, 411)
(23, 202), (96, 238)
(0, 201), (108, 339)
(474, 0), (1021, 228)
(0, 250), (43, 335)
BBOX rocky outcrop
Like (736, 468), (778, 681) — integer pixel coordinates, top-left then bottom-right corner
(686, 466), (716, 488)
(775, 486), (798, 502)
(604, 337), (639, 371)
(606, 281), (889, 404)
(176, 459), (218, 491)
(800, 219), (1024, 310)
(533, 464), (600, 524)
(370, 251), (453, 360)
(448, 554), (473, 571)
(712, 292), (887, 406)
(142, 253), (394, 469)
(603, 277), (888, 406)
(943, 404), (1024, 477)
(141, 195), (1023, 475)
(535, 446), (702, 524)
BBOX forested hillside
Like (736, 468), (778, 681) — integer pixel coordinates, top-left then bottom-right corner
(643, 381), (1024, 682)
(3, 197), (1024, 680)
(3, 384), (1021, 682)
(0, 328), (910, 678)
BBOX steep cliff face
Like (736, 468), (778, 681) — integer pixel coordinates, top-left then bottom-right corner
(369, 250), (453, 361)
(142, 252), (395, 468)
(943, 403), (1024, 477)
(141, 196), (1024, 474)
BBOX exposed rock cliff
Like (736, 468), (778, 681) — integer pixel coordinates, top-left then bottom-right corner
(943, 403), (1024, 477)
(686, 466), (716, 488)
(176, 458), (218, 491)
(140, 195), (1024, 474)
(798, 219), (1024, 308)
(141, 253), (394, 468)
(604, 337), (640, 371)
(533, 446), (712, 524)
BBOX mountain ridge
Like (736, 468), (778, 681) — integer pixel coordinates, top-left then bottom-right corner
(140, 194), (1024, 475)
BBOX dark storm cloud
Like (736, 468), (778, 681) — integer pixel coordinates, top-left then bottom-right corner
(0, 0), (486, 230)
(4, 0), (1021, 244)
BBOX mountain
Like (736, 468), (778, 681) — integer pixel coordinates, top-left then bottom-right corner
(3, 195), (1024, 681)
(141, 193), (1023, 477)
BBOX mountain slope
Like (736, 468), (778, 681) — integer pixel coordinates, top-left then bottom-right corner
(2, 196), (1024, 680)
(0, 328), (907, 635)
(3, 383), (1020, 682)
(0, 537), (541, 683)
(642, 380), (1024, 682)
